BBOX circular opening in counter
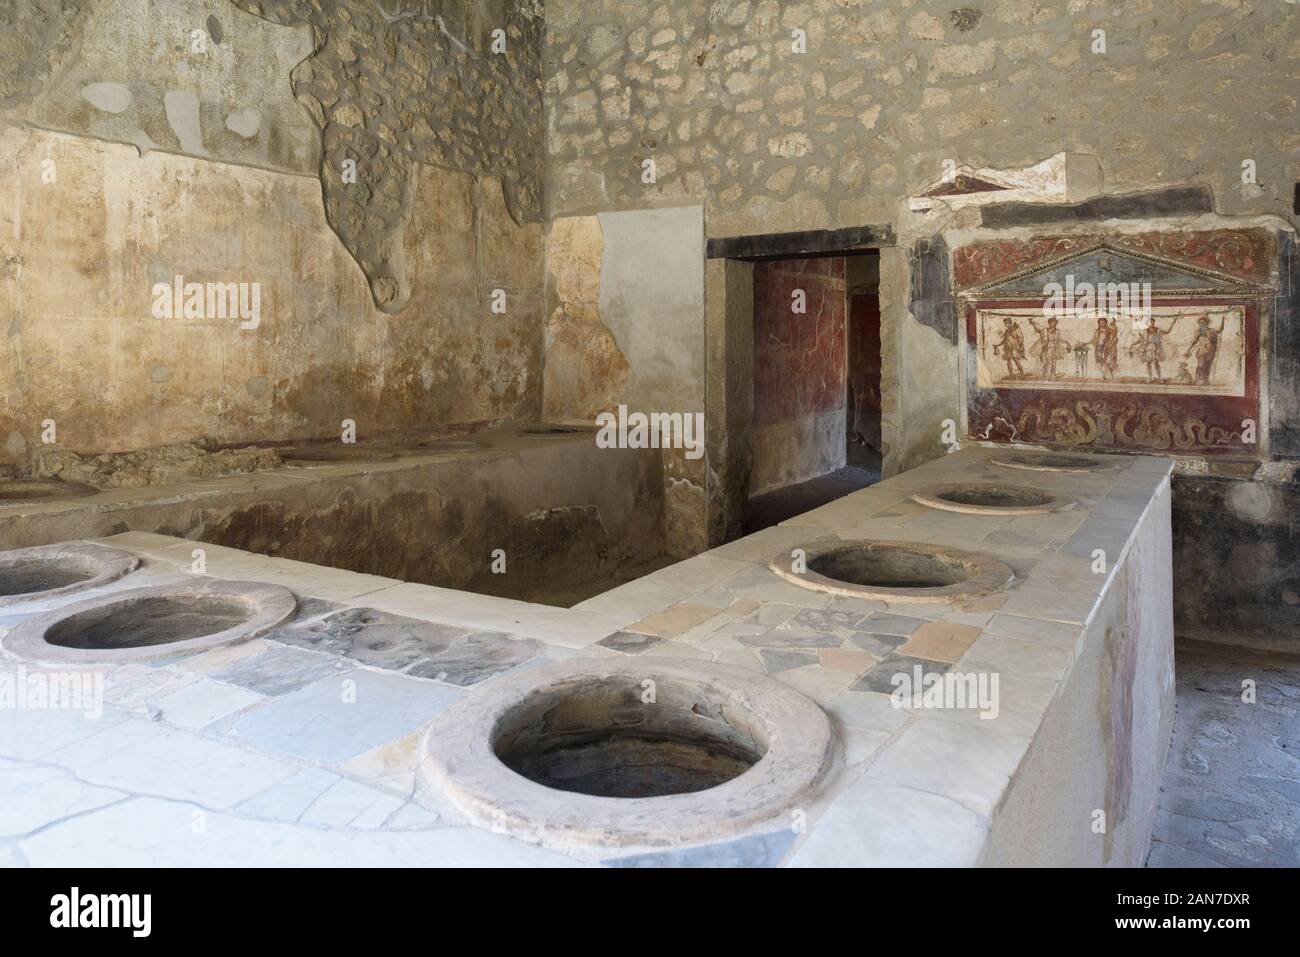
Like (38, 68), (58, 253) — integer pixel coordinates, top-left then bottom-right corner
(0, 559), (93, 597)
(2, 580), (297, 664)
(809, 546), (971, 589)
(0, 480), (98, 504)
(421, 659), (834, 848)
(0, 544), (140, 607)
(911, 483), (1074, 515)
(771, 540), (1015, 603)
(493, 675), (766, 798)
(990, 451), (1119, 473)
(937, 485), (1053, 509)
(46, 596), (251, 650)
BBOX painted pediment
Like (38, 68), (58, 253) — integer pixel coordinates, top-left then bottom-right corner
(968, 243), (1263, 297)
(920, 172), (1012, 198)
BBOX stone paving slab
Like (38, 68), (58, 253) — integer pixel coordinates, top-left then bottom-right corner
(1147, 643), (1300, 868)
(154, 677), (266, 730)
(0, 764), (126, 837)
(605, 829), (797, 868)
(43, 717), (300, 808)
(788, 777), (989, 868)
(18, 796), (586, 868)
(229, 670), (462, 764)
(208, 644), (349, 696)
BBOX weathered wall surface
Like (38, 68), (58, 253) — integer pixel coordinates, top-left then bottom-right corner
(750, 257), (847, 494)
(847, 265), (882, 456)
(6, 0), (545, 313)
(543, 204), (707, 555)
(546, 0), (1298, 225)
(0, 127), (543, 465)
(230, 0), (545, 312)
(0, 0), (93, 112)
(2, 0), (548, 467)
(1173, 468), (1300, 650)
(545, 0), (1300, 475)
(704, 256), (754, 543)
(0, 436), (666, 607)
(16, 0), (319, 175)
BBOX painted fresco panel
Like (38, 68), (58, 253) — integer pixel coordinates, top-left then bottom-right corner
(953, 229), (1274, 289)
(752, 258), (847, 427)
(956, 231), (1271, 456)
(974, 305), (1248, 396)
(965, 300), (1260, 454)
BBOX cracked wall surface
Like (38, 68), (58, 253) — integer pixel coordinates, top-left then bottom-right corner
(0, 0), (92, 112)
(230, 0), (545, 312)
(5, 0), (546, 314)
(0, 126), (543, 464)
(1, 0), (547, 463)
(14, 0), (319, 174)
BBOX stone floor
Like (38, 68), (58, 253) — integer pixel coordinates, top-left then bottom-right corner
(744, 466), (880, 534)
(1146, 639), (1300, 868)
(847, 439), (883, 473)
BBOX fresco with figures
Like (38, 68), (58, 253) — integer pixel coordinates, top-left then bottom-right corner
(974, 305), (1248, 396)
(956, 231), (1274, 455)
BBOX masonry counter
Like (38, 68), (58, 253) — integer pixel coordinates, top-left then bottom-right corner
(0, 446), (1173, 867)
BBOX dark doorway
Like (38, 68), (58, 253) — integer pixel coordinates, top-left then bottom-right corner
(743, 249), (881, 534)
(847, 253), (883, 474)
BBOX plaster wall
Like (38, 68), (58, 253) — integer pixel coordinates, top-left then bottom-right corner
(704, 256), (753, 544)
(2, 0), (549, 469)
(16, 0), (319, 176)
(545, 0), (1300, 480)
(1173, 470), (1300, 651)
(543, 204), (707, 556)
(0, 127), (544, 465)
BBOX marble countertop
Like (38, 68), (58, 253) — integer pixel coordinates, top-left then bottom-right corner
(0, 444), (1173, 867)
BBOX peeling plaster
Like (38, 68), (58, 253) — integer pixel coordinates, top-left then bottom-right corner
(163, 90), (208, 156)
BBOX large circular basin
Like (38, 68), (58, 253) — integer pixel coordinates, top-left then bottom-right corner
(990, 451), (1121, 474)
(2, 579), (297, 664)
(422, 658), (834, 849)
(522, 425), (589, 436)
(0, 543), (140, 607)
(279, 444), (401, 465)
(911, 483), (1075, 515)
(770, 539), (1015, 603)
(399, 438), (486, 455)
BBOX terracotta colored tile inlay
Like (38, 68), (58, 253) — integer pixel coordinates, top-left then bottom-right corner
(897, 623), (982, 663)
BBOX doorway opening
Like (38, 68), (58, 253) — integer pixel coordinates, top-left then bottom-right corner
(847, 253), (883, 474)
(744, 248), (882, 533)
